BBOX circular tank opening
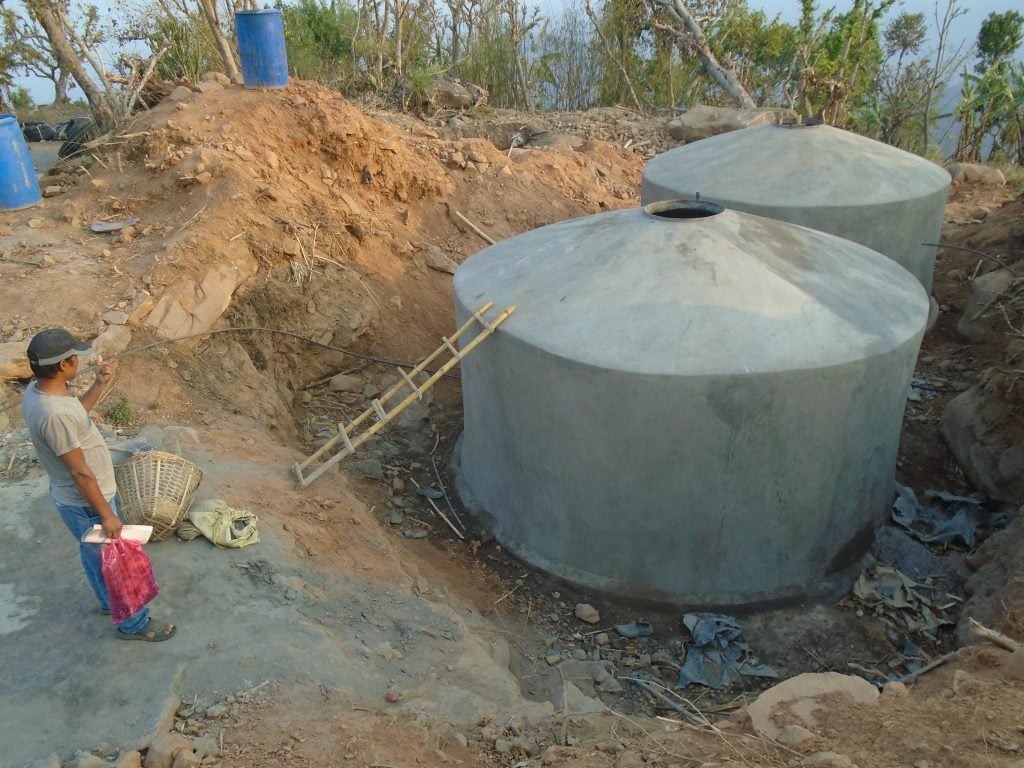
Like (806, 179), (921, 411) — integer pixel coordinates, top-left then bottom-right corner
(644, 199), (724, 220)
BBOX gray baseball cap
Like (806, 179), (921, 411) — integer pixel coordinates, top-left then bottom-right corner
(27, 328), (93, 366)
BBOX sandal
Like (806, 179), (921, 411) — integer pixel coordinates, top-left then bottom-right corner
(118, 618), (176, 642)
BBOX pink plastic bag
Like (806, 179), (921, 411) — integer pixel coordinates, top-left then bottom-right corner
(101, 538), (159, 624)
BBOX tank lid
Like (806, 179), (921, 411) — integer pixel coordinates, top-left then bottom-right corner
(643, 124), (950, 209)
(453, 205), (929, 376)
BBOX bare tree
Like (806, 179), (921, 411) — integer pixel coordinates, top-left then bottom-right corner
(584, 0), (642, 110)
(24, 0), (115, 124)
(2, 4), (84, 104)
(922, 0), (969, 152)
(196, 0), (240, 82)
(22, 0), (168, 128)
(650, 0), (756, 108)
(502, 0), (542, 109)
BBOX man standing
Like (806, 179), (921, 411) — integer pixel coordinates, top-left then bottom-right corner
(23, 328), (175, 641)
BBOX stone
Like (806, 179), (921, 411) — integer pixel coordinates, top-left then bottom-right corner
(777, 724), (815, 746)
(171, 750), (200, 768)
(745, 672), (879, 740)
(69, 754), (107, 768)
(167, 85), (194, 103)
(595, 632), (610, 646)
(93, 324), (132, 358)
(615, 750), (643, 768)
(43, 185), (63, 198)
(283, 238), (302, 257)
(264, 151), (280, 171)
(466, 151), (488, 164)
(144, 244), (257, 338)
(203, 71), (231, 87)
(941, 379), (1024, 503)
(102, 310), (130, 326)
(541, 745), (578, 764)
(127, 290), (155, 325)
(946, 162), (1006, 186)
(115, 753), (143, 768)
(328, 373), (363, 393)
(800, 752), (858, 768)
(494, 739), (514, 754)
(425, 247), (459, 275)
(545, 652), (562, 665)
(204, 703), (229, 719)
(0, 340), (31, 380)
(424, 78), (481, 110)
(952, 669), (985, 696)
(392, 477), (406, 494)
(957, 270), (1015, 343)
(143, 733), (192, 768)
(574, 603), (601, 624)
(666, 105), (797, 142)
(348, 458), (384, 478)
(196, 81), (223, 94)
(881, 681), (909, 698)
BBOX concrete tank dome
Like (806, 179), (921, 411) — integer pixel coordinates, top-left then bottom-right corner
(641, 123), (951, 293)
(453, 200), (930, 607)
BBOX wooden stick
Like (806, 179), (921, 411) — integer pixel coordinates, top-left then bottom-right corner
(890, 650), (959, 685)
(970, 617), (1022, 652)
(623, 677), (703, 724)
(454, 211), (496, 245)
(426, 497), (464, 540)
(431, 456), (465, 530)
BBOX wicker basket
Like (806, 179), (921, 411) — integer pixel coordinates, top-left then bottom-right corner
(114, 451), (204, 541)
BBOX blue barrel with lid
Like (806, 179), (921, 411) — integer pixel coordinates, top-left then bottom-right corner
(1, 114), (42, 210)
(235, 9), (289, 88)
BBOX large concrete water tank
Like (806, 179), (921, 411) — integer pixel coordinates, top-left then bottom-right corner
(454, 201), (929, 606)
(641, 123), (951, 293)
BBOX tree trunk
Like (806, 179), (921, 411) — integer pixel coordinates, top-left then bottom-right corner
(653, 0), (756, 109)
(54, 69), (71, 104)
(197, 0), (241, 83)
(27, 0), (114, 126)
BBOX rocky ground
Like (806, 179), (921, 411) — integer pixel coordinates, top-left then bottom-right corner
(2, 80), (1024, 768)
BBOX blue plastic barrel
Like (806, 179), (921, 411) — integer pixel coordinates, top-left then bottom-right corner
(1, 114), (42, 210)
(235, 9), (289, 89)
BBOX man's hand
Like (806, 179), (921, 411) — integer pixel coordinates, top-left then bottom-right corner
(94, 355), (118, 387)
(102, 514), (123, 540)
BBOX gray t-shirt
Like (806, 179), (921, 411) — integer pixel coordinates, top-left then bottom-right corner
(22, 381), (117, 506)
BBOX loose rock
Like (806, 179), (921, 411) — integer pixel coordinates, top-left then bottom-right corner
(143, 733), (192, 768)
(328, 373), (363, 393)
(777, 724), (815, 746)
(574, 603), (600, 624)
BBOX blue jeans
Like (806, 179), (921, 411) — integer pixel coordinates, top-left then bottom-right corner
(54, 496), (150, 635)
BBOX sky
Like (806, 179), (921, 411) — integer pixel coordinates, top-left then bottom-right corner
(10, 0), (1021, 105)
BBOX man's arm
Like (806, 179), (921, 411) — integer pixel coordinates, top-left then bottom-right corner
(78, 355), (117, 413)
(60, 447), (123, 540)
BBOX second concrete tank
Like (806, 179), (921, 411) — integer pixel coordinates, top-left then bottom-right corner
(641, 122), (951, 293)
(454, 200), (930, 606)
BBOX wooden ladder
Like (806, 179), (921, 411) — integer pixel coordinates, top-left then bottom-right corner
(293, 302), (516, 487)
